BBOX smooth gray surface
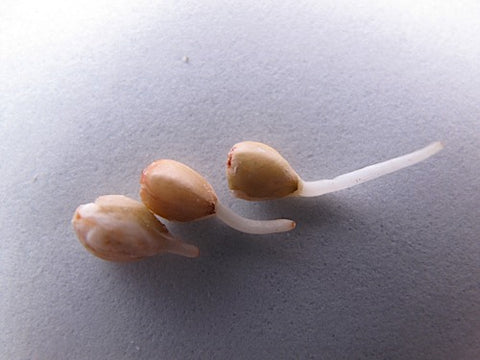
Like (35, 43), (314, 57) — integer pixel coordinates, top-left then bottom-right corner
(1, 1), (479, 359)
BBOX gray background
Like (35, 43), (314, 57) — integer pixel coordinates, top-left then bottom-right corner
(1, 0), (479, 359)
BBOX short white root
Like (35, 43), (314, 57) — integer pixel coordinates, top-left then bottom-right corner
(215, 201), (296, 234)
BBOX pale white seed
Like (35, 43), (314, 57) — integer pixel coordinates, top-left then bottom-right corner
(72, 195), (199, 261)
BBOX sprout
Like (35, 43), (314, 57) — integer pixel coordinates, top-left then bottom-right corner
(72, 195), (199, 261)
(226, 141), (444, 200)
(139, 159), (295, 234)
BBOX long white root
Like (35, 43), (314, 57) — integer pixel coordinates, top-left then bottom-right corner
(297, 141), (444, 197)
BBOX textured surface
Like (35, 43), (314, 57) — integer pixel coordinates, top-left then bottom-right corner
(1, 1), (479, 359)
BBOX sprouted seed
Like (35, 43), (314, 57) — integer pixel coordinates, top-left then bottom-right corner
(139, 159), (295, 234)
(226, 141), (444, 200)
(72, 195), (199, 261)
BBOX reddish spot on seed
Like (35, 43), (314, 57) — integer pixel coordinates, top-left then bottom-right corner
(140, 169), (147, 184)
(227, 146), (236, 168)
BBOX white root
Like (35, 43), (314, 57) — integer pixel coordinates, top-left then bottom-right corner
(215, 201), (296, 234)
(163, 234), (200, 258)
(296, 141), (444, 197)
